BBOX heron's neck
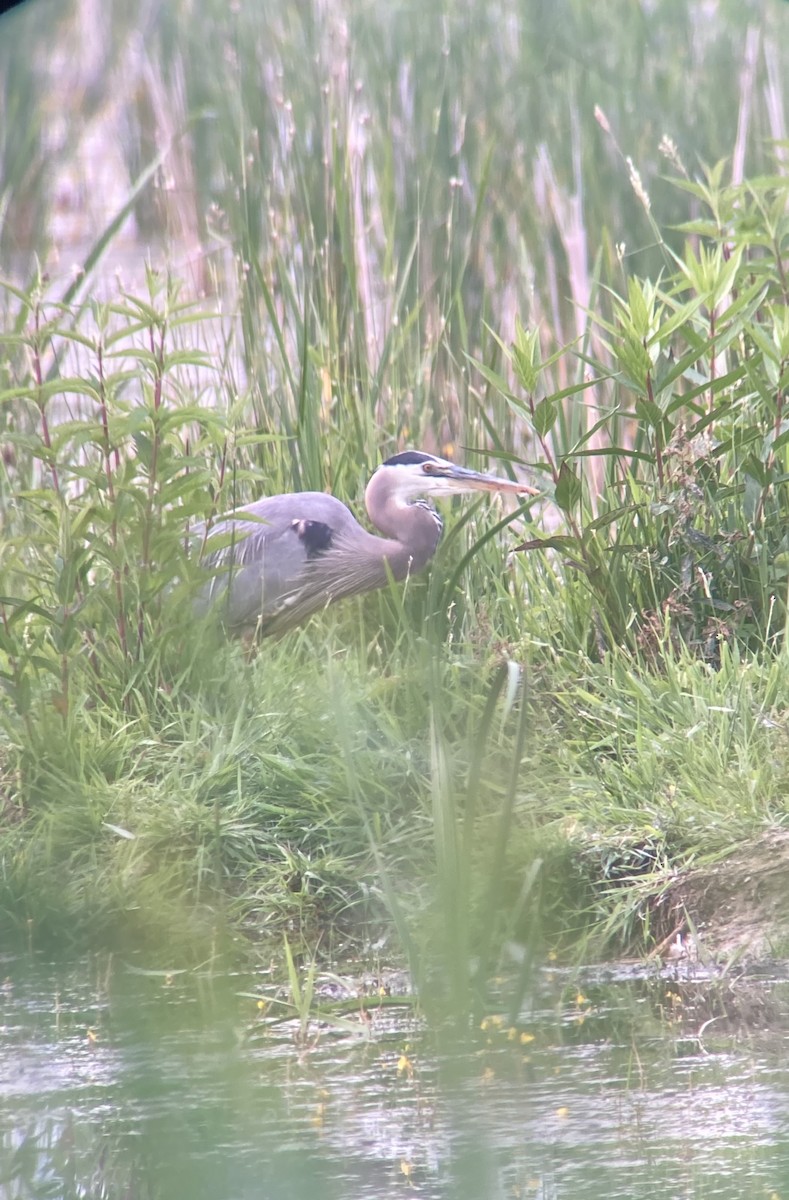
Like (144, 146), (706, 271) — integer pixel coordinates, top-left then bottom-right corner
(364, 473), (443, 580)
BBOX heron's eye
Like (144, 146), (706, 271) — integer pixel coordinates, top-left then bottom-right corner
(422, 461), (438, 474)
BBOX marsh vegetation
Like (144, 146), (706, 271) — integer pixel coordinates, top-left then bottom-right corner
(1, 0), (789, 1009)
(5, 3), (789, 1197)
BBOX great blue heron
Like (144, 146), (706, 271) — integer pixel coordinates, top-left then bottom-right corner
(198, 450), (538, 636)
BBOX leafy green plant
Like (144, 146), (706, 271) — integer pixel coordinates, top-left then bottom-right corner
(473, 167), (789, 658)
(3, 275), (211, 651)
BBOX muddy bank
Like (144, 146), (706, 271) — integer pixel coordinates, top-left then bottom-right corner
(651, 829), (789, 964)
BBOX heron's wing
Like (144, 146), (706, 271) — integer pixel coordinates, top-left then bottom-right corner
(196, 492), (358, 633)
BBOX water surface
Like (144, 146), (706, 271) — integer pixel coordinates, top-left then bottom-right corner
(3, 953), (789, 1198)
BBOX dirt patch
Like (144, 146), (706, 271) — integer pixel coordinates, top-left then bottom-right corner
(653, 828), (789, 962)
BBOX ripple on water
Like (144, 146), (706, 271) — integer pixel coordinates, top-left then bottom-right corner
(3, 955), (789, 1200)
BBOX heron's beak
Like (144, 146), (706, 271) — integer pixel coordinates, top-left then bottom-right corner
(435, 463), (539, 497)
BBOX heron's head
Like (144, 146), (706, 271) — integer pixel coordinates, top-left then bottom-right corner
(373, 450), (539, 502)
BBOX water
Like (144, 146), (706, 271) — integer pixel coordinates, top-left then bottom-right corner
(3, 954), (789, 1199)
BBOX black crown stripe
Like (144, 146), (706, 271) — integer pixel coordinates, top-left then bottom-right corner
(382, 451), (434, 467)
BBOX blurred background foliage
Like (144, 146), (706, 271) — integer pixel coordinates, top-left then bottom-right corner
(1, 0), (787, 388)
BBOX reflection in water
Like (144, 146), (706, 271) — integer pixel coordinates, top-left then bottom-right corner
(2, 954), (789, 1199)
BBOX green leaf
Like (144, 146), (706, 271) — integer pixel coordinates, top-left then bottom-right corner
(532, 397), (558, 437)
(554, 462), (582, 513)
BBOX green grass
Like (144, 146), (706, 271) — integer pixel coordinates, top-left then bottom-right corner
(2, 1), (789, 1018)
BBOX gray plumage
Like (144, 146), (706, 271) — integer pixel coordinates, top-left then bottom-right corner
(196, 450), (537, 637)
